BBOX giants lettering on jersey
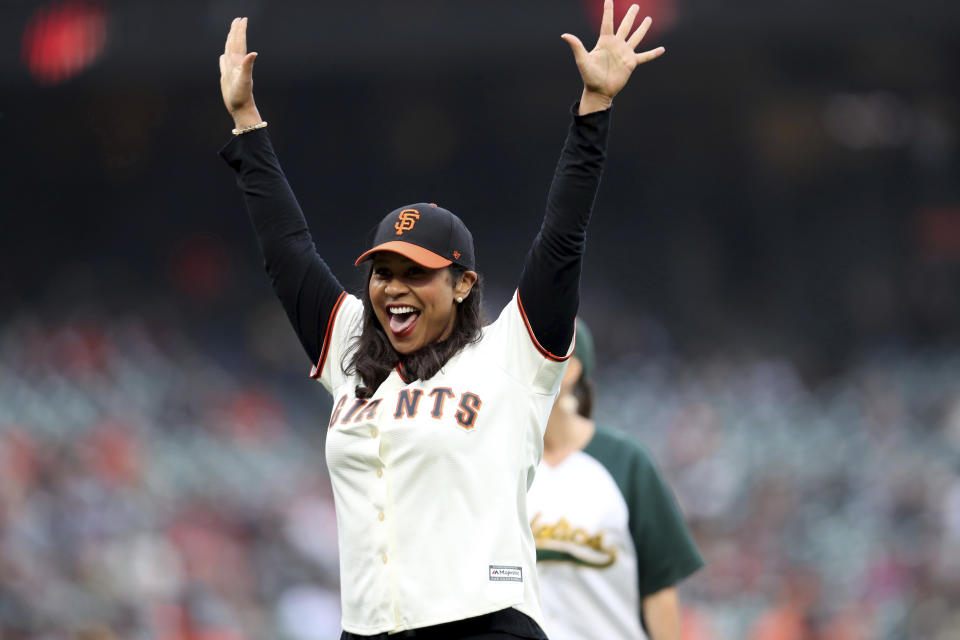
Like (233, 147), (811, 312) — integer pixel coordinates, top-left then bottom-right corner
(328, 388), (482, 430)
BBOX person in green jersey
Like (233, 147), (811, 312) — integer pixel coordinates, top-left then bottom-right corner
(527, 320), (704, 640)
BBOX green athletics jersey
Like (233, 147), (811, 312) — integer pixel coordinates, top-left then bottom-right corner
(527, 426), (703, 640)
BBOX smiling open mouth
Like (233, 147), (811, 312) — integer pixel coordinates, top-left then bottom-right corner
(388, 305), (421, 337)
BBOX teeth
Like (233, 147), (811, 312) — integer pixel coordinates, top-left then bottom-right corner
(389, 306), (417, 314)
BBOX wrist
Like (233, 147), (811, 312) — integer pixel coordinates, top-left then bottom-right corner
(231, 105), (263, 130)
(578, 90), (613, 115)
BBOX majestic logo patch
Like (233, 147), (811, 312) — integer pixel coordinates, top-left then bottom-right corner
(489, 565), (522, 582)
(394, 209), (420, 235)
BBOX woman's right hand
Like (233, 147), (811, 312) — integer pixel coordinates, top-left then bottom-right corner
(219, 17), (262, 129)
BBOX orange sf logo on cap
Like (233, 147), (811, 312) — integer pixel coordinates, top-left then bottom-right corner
(394, 209), (420, 235)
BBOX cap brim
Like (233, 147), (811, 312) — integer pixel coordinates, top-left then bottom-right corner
(354, 241), (453, 269)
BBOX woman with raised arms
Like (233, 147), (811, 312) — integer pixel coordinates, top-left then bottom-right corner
(217, 2), (663, 637)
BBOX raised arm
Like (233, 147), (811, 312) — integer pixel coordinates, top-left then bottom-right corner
(219, 18), (345, 365)
(517, 1), (664, 356)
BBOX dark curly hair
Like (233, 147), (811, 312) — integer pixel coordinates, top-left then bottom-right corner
(344, 264), (484, 399)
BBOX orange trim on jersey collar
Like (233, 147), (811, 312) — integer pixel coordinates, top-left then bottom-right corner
(355, 241), (452, 269)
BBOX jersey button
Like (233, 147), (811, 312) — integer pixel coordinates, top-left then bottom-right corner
(381, 554), (388, 564)
(371, 427), (379, 438)
(377, 467), (383, 478)
(378, 511), (385, 521)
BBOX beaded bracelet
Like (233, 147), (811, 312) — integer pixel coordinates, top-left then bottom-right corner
(232, 121), (268, 135)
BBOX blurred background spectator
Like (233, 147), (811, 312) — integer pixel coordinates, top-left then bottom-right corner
(2, 0), (959, 638)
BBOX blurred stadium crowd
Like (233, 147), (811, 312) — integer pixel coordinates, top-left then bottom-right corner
(1, 304), (958, 640)
(0, 310), (341, 640)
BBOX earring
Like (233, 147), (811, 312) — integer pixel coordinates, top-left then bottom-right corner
(456, 296), (464, 303)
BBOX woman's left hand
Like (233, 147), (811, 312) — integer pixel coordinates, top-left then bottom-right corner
(562, 0), (665, 114)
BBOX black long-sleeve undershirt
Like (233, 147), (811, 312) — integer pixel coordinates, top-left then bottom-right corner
(221, 129), (344, 364)
(518, 105), (609, 357)
(219, 104), (609, 367)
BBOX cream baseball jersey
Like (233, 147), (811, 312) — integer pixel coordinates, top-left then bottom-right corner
(527, 428), (703, 640)
(310, 291), (571, 635)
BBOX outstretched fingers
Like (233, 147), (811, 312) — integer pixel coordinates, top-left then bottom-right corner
(224, 18), (237, 56)
(616, 4), (640, 40)
(238, 16), (248, 54)
(627, 15), (653, 49)
(224, 17), (247, 57)
(561, 33), (589, 67)
(600, 0), (615, 36)
(635, 46), (666, 65)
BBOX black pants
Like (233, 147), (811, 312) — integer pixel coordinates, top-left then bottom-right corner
(340, 608), (548, 640)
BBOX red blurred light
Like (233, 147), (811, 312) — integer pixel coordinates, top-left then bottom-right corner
(582, 0), (677, 34)
(916, 206), (960, 262)
(22, 1), (108, 85)
(170, 235), (230, 300)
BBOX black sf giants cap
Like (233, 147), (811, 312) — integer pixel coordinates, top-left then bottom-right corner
(354, 203), (475, 270)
